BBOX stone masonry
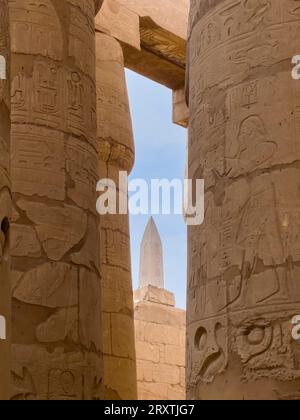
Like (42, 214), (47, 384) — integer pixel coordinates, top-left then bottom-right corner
(0, 0), (191, 401)
(135, 218), (186, 400)
(9, 0), (103, 400)
(0, 0), (11, 401)
(187, 0), (300, 400)
(96, 31), (137, 400)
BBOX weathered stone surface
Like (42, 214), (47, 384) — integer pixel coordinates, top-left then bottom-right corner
(96, 0), (189, 124)
(134, 286), (175, 307)
(13, 263), (78, 308)
(135, 218), (186, 400)
(135, 300), (186, 400)
(0, 0), (11, 400)
(96, 31), (137, 400)
(173, 88), (189, 127)
(139, 218), (164, 289)
(187, 0), (300, 400)
(134, 300), (186, 327)
(10, 225), (41, 258)
(9, 0), (103, 400)
(11, 345), (102, 400)
(104, 355), (138, 400)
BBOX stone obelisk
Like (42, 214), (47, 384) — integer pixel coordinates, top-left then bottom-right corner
(0, 0), (11, 401)
(134, 217), (186, 400)
(9, 0), (103, 400)
(187, 0), (300, 400)
(139, 217), (164, 289)
(96, 31), (137, 400)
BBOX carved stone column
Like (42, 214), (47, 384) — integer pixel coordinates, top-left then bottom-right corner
(96, 32), (137, 400)
(187, 0), (300, 400)
(9, 0), (103, 400)
(0, 0), (11, 401)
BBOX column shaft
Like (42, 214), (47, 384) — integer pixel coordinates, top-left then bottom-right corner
(187, 0), (300, 400)
(0, 0), (11, 401)
(96, 32), (137, 400)
(9, 0), (103, 400)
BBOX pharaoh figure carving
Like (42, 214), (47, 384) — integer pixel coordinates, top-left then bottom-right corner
(187, 0), (300, 399)
(0, 0), (11, 401)
(9, 0), (103, 400)
(96, 32), (137, 400)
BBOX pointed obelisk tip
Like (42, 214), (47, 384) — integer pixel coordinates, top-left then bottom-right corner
(139, 217), (164, 289)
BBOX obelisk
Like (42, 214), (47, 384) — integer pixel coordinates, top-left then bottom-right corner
(187, 0), (300, 400)
(9, 0), (103, 400)
(96, 31), (137, 400)
(0, 0), (11, 401)
(134, 217), (186, 400)
(139, 217), (164, 289)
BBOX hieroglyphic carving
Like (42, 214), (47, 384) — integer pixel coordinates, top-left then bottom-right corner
(187, 0), (300, 400)
(96, 31), (137, 400)
(0, 0), (11, 400)
(9, 0), (103, 400)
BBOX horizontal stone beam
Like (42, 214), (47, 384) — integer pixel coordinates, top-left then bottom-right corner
(96, 0), (189, 92)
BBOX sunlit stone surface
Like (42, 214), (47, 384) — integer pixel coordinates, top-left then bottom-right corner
(187, 0), (300, 400)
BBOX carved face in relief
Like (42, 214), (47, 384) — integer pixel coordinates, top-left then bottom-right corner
(188, 318), (228, 385)
(234, 318), (300, 379)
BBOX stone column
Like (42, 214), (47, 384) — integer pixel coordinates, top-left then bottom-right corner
(9, 0), (103, 400)
(0, 0), (11, 401)
(96, 32), (137, 400)
(187, 0), (300, 400)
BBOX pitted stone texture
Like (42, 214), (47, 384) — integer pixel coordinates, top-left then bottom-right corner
(187, 0), (300, 400)
(0, 0), (11, 400)
(96, 31), (137, 400)
(9, 0), (103, 400)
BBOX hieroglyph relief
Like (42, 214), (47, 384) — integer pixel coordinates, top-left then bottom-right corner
(0, 0), (11, 402)
(9, 0), (103, 401)
(187, 0), (300, 400)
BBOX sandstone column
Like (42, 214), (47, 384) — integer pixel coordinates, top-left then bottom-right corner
(9, 0), (103, 400)
(187, 0), (300, 400)
(96, 31), (137, 400)
(0, 0), (11, 401)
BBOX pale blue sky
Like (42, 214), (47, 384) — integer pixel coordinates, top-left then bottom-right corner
(126, 69), (187, 310)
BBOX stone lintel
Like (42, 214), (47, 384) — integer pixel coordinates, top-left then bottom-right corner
(173, 88), (189, 128)
(96, 0), (188, 91)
